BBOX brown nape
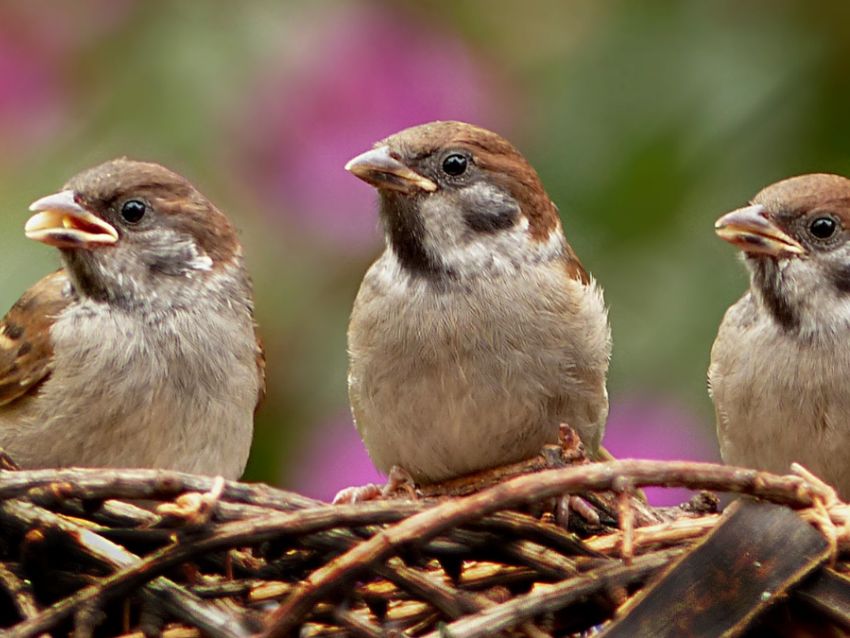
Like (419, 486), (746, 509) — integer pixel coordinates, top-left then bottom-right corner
(63, 158), (240, 264)
(474, 146), (560, 242)
(154, 194), (240, 264)
(384, 121), (560, 241)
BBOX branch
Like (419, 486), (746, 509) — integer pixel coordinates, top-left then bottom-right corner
(260, 460), (824, 637)
(421, 548), (681, 638)
(0, 500), (254, 638)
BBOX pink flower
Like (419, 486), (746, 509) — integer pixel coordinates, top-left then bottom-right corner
(233, 5), (512, 250)
(0, 2), (135, 155)
(0, 2), (136, 57)
(287, 413), (383, 503)
(603, 397), (719, 505)
(0, 33), (65, 152)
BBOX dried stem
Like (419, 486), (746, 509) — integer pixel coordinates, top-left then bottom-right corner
(260, 460), (823, 637)
(0, 500), (254, 638)
(0, 458), (843, 638)
(420, 548), (681, 638)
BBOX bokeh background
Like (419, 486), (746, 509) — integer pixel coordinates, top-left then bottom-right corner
(1, 1), (849, 503)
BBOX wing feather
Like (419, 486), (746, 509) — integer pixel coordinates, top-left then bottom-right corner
(0, 271), (72, 406)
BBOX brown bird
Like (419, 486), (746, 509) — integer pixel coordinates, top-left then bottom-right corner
(710, 173), (850, 497)
(344, 121), (611, 487)
(0, 159), (264, 478)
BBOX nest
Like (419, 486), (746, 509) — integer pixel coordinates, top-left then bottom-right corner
(0, 433), (849, 638)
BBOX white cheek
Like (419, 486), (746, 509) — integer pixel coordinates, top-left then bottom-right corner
(188, 254), (213, 271)
(417, 182), (565, 276)
(771, 258), (850, 339)
(371, 250), (424, 295)
(417, 191), (469, 248)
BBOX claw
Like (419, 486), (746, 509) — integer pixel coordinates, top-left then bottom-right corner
(332, 465), (419, 503)
(332, 484), (383, 504)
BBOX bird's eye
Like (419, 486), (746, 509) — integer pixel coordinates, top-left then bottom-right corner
(809, 216), (837, 239)
(120, 199), (147, 224)
(442, 153), (468, 176)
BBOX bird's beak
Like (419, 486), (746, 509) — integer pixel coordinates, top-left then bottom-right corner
(715, 204), (805, 258)
(345, 146), (437, 194)
(25, 190), (118, 248)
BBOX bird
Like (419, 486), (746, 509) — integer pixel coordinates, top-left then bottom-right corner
(343, 120), (611, 487)
(710, 173), (850, 497)
(0, 158), (264, 479)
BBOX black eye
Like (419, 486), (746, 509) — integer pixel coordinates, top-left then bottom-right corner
(442, 153), (468, 176)
(810, 216), (837, 239)
(120, 199), (146, 224)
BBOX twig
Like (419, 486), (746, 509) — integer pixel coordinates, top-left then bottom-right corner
(120, 627), (201, 638)
(375, 558), (485, 618)
(419, 549), (681, 638)
(498, 540), (580, 580)
(260, 460), (824, 637)
(0, 500), (254, 638)
(73, 600), (104, 638)
(585, 514), (721, 554)
(0, 459), (842, 637)
(0, 468), (320, 510)
(469, 510), (600, 556)
(158, 476), (227, 527)
(0, 562), (40, 620)
(2, 500), (479, 636)
(330, 607), (385, 638)
(140, 582), (258, 638)
(614, 477), (635, 564)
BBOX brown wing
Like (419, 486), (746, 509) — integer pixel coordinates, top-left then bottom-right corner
(0, 270), (72, 406)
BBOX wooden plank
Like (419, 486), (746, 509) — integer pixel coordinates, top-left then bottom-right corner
(795, 568), (850, 631)
(601, 499), (829, 638)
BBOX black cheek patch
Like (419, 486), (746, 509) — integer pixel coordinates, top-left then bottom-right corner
(751, 260), (799, 332)
(463, 201), (520, 233)
(381, 192), (455, 283)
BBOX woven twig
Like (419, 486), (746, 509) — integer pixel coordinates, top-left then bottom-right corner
(0, 458), (846, 638)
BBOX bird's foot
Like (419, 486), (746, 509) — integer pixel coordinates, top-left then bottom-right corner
(332, 483), (382, 504)
(332, 465), (418, 504)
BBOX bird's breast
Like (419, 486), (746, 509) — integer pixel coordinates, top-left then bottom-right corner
(712, 301), (850, 496)
(348, 254), (610, 482)
(4, 295), (258, 478)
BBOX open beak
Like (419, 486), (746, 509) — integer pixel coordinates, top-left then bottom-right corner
(25, 190), (118, 248)
(715, 204), (805, 258)
(345, 146), (437, 194)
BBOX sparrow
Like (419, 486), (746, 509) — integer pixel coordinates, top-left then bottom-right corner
(344, 121), (611, 486)
(0, 159), (264, 479)
(710, 173), (850, 497)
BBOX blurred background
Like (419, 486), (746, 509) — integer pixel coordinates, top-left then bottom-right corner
(1, 1), (849, 503)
